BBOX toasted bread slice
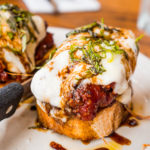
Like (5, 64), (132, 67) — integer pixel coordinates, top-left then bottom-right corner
(37, 101), (127, 140)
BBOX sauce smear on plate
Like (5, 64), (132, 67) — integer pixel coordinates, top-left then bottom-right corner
(50, 141), (66, 150)
(121, 114), (139, 128)
(110, 132), (131, 145)
(122, 118), (138, 127)
(81, 139), (92, 145)
(94, 148), (109, 150)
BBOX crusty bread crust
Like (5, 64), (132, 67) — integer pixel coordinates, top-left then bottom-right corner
(37, 101), (127, 140)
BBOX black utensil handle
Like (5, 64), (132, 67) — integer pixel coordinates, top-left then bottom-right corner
(0, 82), (24, 121)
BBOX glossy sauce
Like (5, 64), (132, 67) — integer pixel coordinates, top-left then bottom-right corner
(17, 96), (35, 108)
(50, 141), (66, 150)
(110, 132), (131, 145)
(30, 105), (36, 111)
(122, 117), (138, 127)
(94, 148), (109, 150)
(28, 119), (48, 132)
(81, 139), (91, 145)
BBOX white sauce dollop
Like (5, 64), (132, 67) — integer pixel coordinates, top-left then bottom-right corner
(31, 27), (137, 109)
(31, 50), (70, 107)
(81, 53), (129, 96)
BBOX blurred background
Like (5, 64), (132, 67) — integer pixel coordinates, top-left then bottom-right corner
(0, 0), (150, 57)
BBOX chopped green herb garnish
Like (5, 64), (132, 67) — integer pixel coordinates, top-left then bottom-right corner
(7, 17), (16, 32)
(35, 66), (42, 70)
(69, 37), (127, 76)
(0, 23), (2, 37)
(0, 4), (39, 53)
(100, 18), (105, 36)
(21, 34), (27, 52)
(101, 18), (104, 25)
(135, 34), (144, 43)
(84, 41), (105, 74)
(69, 40), (105, 75)
(7, 32), (14, 40)
(100, 18), (104, 29)
(69, 45), (81, 62)
(4, 46), (21, 54)
(49, 48), (57, 60)
(66, 22), (99, 37)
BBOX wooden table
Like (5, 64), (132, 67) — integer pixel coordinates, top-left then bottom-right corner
(1, 0), (150, 57)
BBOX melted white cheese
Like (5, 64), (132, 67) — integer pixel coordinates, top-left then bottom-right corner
(31, 50), (70, 107)
(119, 37), (138, 55)
(81, 53), (128, 95)
(116, 86), (132, 104)
(31, 27), (137, 109)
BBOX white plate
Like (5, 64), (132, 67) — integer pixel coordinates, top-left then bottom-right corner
(0, 27), (150, 150)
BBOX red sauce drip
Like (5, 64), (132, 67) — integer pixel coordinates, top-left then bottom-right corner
(50, 141), (66, 150)
(69, 83), (116, 121)
(35, 32), (54, 61)
(110, 132), (131, 145)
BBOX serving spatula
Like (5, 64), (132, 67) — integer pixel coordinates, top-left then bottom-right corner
(0, 82), (24, 121)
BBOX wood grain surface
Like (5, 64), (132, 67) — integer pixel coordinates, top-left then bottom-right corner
(0, 0), (150, 57)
